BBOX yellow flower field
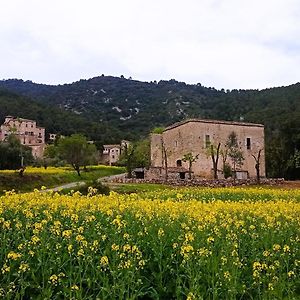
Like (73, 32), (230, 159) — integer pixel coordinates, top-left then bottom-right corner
(0, 187), (300, 299)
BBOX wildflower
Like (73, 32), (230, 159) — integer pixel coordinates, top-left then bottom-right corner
(19, 263), (30, 273)
(7, 251), (22, 260)
(288, 271), (295, 278)
(207, 236), (214, 243)
(283, 245), (290, 253)
(158, 228), (164, 237)
(1, 264), (10, 274)
(185, 232), (194, 242)
(62, 230), (72, 239)
(71, 285), (79, 291)
(111, 243), (120, 251)
(186, 292), (195, 300)
(138, 260), (145, 268)
(49, 274), (58, 285)
(77, 249), (84, 257)
(68, 244), (73, 253)
(100, 256), (109, 267)
(224, 271), (231, 280)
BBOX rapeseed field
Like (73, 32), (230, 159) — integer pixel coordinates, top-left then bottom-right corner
(0, 187), (299, 299)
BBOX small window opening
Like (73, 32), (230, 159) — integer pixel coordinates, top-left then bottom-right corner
(246, 138), (251, 150)
(176, 159), (182, 167)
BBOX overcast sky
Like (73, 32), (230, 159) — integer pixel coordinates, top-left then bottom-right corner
(1, 0), (300, 89)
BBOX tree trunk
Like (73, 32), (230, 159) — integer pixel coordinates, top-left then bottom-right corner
(211, 143), (221, 179)
(19, 167), (25, 177)
(255, 163), (260, 183)
(72, 164), (81, 176)
(188, 163), (192, 179)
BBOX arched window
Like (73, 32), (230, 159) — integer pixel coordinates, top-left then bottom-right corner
(176, 159), (182, 167)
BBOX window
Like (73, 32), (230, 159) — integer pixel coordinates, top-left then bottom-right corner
(246, 138), (251, 150)
(205, 135), (210, 148)
(176, 159), (182, 167)
(175, 140), (178, 147)
(111, 149), (114, 153)
(25, 124), (28, 127)
(112, 155), (115, 159)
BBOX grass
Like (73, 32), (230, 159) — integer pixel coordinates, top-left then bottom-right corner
(0, 165), (125, 194)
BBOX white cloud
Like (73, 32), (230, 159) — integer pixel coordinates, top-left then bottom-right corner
(1, 0), (300, 88)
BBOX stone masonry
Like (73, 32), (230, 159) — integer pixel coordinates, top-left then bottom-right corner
(150, 119), (265, 179)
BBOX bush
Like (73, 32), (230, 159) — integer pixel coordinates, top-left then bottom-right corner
(223, 163), (232, 179)
(77, 180), (110, 195)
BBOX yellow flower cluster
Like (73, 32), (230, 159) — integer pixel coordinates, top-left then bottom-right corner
(0, 187), (299, 299)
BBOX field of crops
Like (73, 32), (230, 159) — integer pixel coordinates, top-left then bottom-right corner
(1, 187), (300, 299)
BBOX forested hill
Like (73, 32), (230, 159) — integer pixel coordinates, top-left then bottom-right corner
(0, 76), (299, 179)
(0, 89), (125, 145)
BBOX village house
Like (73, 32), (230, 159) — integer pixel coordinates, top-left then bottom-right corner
(0, 116), (45, 158)
(102, 140), (130, 165)
(149, 119), (265, 180)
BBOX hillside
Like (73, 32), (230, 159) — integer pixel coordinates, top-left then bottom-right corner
(0, 89), (124, 144)
(0, 76), (299, 179)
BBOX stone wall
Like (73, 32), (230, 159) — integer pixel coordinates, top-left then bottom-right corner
(105, 176), (284, 188)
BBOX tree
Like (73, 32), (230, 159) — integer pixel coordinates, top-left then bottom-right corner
(133, 138), (150, 168)
(57, 134), (97, 176)
(252, 149), (263, 183)
(182, 152), (199, 179)
(206, 143), (221, 179)
(226, 132), (244, 179)
(119, 143), (135, 178)
(0, 135), (33, 171)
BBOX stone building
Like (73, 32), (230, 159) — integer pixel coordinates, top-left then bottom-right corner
(149, 119), (265, 180)
(102, 140), (130, 165)
(0, 116), (45, 158)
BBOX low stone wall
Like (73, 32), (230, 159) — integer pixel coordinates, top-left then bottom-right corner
(105, 177), (285, 187)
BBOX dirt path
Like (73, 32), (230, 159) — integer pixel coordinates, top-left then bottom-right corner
(278, 181), (300, 189)
(45, 173), (127, 192)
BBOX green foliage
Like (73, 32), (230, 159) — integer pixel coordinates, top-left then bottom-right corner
(223, 163), (232, 179)
(57, 134), (97, 176)
(226, 132), (244, 177)
(152, 127), (165, 134)
(118, 139), (150, 177)
(133, 138), (151, 168)
(182, 152), (199, 179)
(69, 180), (110, 195)
(0, 135), (33, 169)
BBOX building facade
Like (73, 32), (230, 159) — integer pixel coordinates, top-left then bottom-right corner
(102, 140), (130, 165)
(150, 119), (265, 179)
(0, 116), (45, 158)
